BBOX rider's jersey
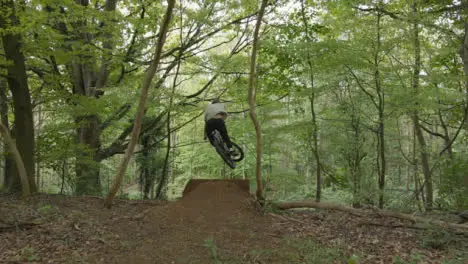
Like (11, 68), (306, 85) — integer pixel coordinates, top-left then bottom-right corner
(204, 102), (227, 122)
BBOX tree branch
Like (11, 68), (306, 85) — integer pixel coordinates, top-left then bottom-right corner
(229, 93), (289, 114)
(427, 3), (467, 14)
(419, 124), (445, 138)
(99, 103), (132, 131)
(354, 5), (460, 39)
(439, 106), (468, 156)
(344, 64), (379, 109)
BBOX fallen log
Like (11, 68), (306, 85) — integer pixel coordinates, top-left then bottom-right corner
(274, 200), (468, 233)
(358, 220), (427, 230)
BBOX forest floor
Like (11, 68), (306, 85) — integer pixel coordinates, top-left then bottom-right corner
(1, 180), (467, 264)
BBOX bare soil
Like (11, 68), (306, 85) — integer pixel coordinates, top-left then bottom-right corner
(1, 180), (467, 263)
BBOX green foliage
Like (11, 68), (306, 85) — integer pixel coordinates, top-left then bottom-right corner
(203, 237), (220, 263)
(420, 228), (462, 251)
(393, 254), (425, 264)
(19, 246), (40, 262)
(38, 204), (53, 213)
(438, 156), (468, 210)
(347, 254), (360, 264)
(269, 238), (346, 263)
(0, 0), (466, 221)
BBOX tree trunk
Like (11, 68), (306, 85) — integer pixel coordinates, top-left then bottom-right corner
(411, 2), (432, 210)
(398, 164), (401, 185)
(68, 0), (118, 195)
(60, 160), (67, 195)
(68, 19), (103, 195)
(412, 123), (423, 211)
(0, 79), (12, 188)
(300, 0), (322, 202)
(156, 53), (181, 199)
(139, 136), (153, 199)
(74, 113), (101, 195)
(462, 22), (468, 97)
(406, 125), (410, 192)
(412, 117), (432, 209)
(377, 114), (385, 209)
(248, 0), (268, 202)
(105, 0), (175, 208)
(374, 13), (386, 209)
(35, 104), (43, 190)
(460, 21), (468, 200)
(350, 111), (363, 208)
(0, 123), (30, 197)
(0, 0), (37, 194)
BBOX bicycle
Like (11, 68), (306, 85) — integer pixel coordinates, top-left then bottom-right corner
(208, 130), (244, 169)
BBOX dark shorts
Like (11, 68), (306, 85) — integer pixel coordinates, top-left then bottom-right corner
(205, 118), (232, 148)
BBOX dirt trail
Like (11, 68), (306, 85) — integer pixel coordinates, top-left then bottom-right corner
(1, 180), (467, 263)
(108, 180), (276, 263)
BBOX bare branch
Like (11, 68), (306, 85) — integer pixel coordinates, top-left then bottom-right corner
(344, 64), (379, 109)
(354, 5), (461, 39)
(419, 124), (445, 138)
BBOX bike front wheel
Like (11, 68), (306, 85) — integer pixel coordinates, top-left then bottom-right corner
(230, 142), (244, 162)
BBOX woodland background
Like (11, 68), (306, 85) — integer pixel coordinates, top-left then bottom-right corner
(1, 0), (467, 215)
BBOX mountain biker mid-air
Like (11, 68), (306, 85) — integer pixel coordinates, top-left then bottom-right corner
(204, 99), (234, 154)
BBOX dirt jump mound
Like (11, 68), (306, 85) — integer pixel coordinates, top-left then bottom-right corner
(174, 179), (253, 216)
(146, 179), (255, 222)
(182, 179), (250, 199)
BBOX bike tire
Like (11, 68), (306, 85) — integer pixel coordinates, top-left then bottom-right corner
(211, 131), (236, 169)
(230, 142), (244, 162)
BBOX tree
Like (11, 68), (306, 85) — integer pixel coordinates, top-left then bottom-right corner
(410, 0), (433, 210)
(0, 123), (30, 197)
(344, 7), (387, 208)
(105, 0), (176, 208)
(248, 0), (269, 202)
(50, 0), (119, 195)
(0, 0), (37, 193)
(300, 0), (322, 202)
(0, 78), (12, 187)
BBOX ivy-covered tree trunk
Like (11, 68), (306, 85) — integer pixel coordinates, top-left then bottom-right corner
(139, 136), (157, 199)
(0, 79), (12, 187)
(70, 0), (118, 195)
(74, 115), (101, 195)
(71, 57), (102, 195)
(0, 0), (37, 194)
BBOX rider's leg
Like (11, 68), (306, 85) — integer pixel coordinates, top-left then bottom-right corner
(205, 118), (233, 149)
(213, 118), (233, 149)
(205, 119), (217, 146)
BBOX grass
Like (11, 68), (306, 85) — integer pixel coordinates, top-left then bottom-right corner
(204, 237), (220, 264)
(280, 238), (347, 264)
(216, 237), (348, 264)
